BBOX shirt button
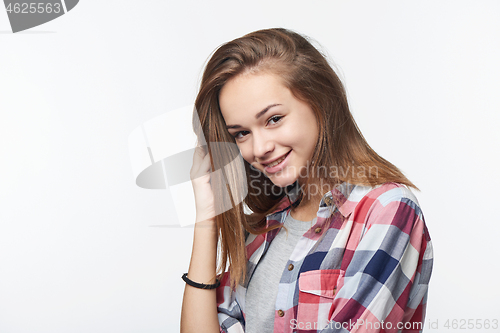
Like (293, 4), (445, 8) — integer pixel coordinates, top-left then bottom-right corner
(315, 227), (322, 233)
(324, 196), (332, 205)
(288, 264), (294, 271)
(278, 309), (284, 317)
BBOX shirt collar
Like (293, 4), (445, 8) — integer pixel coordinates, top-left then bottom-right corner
(267, 181), (359, 219)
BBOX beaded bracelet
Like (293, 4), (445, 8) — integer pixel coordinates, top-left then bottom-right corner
(182, 273), (221, 289)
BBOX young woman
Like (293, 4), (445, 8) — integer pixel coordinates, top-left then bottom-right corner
(180, 28), (433, 333)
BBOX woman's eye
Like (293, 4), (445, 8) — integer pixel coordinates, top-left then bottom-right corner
(233, 131), (249, 139)
(267, 115), (283, 125)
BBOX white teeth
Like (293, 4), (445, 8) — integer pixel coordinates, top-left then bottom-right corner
(267, 154), (287, 168)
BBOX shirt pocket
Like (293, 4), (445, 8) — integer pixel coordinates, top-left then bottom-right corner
(297, 269), (342, 330)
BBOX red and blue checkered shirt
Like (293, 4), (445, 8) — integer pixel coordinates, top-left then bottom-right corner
(216, 182), (433, 333)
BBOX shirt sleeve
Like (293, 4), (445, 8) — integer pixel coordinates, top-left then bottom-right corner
(216, 271), (246, 333)
(323, 185), (433, 332)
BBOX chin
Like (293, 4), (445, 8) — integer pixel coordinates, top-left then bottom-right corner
(263, 166), (297, 188)
(268, 176), (298, 188)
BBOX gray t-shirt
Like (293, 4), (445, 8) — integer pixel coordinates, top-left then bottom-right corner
(245, 213), (316, 333)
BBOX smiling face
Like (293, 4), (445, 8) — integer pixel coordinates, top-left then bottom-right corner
(219, 72), (319, 188)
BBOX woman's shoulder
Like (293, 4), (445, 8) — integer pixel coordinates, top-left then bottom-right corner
(345, 182), (424, 226)
(361, 182), (420, 206)
(341, 181), (418, 208)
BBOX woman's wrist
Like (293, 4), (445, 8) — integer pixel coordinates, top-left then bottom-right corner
(194, 218), (217, 234)
(188, 220), (218, 286)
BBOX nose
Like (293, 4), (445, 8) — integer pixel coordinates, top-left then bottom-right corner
(252, 130), (275, 162)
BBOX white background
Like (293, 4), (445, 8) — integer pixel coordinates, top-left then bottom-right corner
(1, 1), (499, 332)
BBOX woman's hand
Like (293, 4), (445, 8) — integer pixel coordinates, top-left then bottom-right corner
(190, 146), (216, 223)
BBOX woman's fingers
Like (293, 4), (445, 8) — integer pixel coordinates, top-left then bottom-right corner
(199, 149), (211, 173)
(192, 146), (205, 165)
(191, 146), (210, 179)
(190, 146), (216, 223)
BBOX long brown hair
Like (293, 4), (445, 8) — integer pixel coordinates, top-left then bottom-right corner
(193, 28), (416, 288)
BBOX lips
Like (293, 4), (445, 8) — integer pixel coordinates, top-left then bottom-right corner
(262, 150), (291, 173)
(266, 154), (287, 167)
(261, 151), (291, 167)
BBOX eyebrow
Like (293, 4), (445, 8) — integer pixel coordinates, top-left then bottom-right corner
(226, 104), (282, 129)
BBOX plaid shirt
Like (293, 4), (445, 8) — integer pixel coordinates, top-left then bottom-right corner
(216, 182), (433, 333)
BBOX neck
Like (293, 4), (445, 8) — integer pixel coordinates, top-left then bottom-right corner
(290, 191), (323, 222)
(296, 177), (335, 202)
(290, 198), (320, 221)
(291, 178), (336, 221)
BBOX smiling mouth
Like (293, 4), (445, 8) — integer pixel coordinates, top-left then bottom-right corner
(263, 150), (291, 168)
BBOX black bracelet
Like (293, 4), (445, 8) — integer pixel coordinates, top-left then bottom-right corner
(182, 273), (221, 289)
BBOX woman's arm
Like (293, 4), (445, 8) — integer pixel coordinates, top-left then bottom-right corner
(180, 146), (221, 333)
(180, 218), (220, 333)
